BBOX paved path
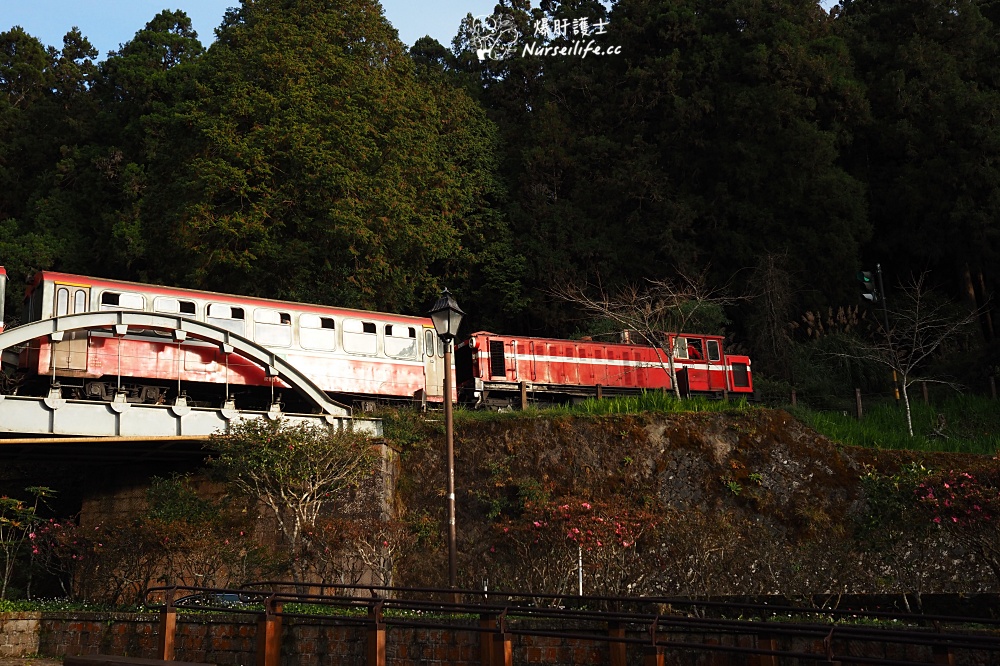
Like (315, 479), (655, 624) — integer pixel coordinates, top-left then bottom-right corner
(0, 658), (61, 666)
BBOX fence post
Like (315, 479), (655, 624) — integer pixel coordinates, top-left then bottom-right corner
(256, 597), (283, 666)
(608, 622), (626, 666)
(493, 611), (512, 666)
(922, 381), (929, 405)
(933, 645), (955, 665)
(754, 634), (778, 666)
(790, 389), (797, 407)
(643, 646), (664, 666)
(157, 587), (176, 661)
(855, 388), (863, 420)
(596, 384), (603, 401)
(519, 381), (528, 410)
(479, 614), (495, 666)
(367, 601), (386, 666)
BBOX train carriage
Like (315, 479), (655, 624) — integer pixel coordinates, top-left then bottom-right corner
(11, 271), (450, 409)
(456, 331), (753, 408)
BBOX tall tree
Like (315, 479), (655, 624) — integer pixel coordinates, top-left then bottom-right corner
(0, 26), (99, 290)
(838, 0), (1000, 337)
(145, 0), (509, 315)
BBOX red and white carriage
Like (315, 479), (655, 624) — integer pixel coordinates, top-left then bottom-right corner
(11, 271), (449, 409)
(456, 331), (753, 408)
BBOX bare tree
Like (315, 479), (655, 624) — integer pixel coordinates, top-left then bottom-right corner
(842, 273), (980, 437)
(553, 270), (735, 398)
(209, 420), (380, 582)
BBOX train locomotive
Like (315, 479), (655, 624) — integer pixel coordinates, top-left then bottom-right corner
(0, 268), (753, 410)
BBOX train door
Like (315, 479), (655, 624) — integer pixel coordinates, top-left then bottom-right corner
(705, 339), (723, 392)
(423, 327), (444, 399)
(52, 284), (90, 372)
(685, 337), (708, 391)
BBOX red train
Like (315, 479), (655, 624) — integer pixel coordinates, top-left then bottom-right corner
(456, 331), (753, 408)
(0, 269), (753, 409)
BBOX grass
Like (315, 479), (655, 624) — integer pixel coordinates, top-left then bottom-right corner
(449, 391), (753, 424)
(384, 387), (996, 456)
(789, 394), (1000, 455)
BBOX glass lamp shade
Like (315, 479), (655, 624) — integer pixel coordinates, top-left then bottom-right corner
(428, 288), (465, 342)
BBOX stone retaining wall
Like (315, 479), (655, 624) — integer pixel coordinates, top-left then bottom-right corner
(0, 613), (40, 658)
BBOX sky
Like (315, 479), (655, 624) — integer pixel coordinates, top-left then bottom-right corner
(2, 0), (500, 59)
(5, 0), (839, 62)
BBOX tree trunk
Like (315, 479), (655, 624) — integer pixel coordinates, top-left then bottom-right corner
(976, 269), (994, 341)
(960, 263), (984, 343)
(902, 380), (914, 437)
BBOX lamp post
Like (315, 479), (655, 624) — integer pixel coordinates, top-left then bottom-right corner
(428, 288), (464, 593)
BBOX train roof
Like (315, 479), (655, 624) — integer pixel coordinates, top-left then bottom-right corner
(31, 271), (433, 325)
(466, 330), (726, 346)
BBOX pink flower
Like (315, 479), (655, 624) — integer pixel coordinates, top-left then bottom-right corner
(581, 502), (592, 510)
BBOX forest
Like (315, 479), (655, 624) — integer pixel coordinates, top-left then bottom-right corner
(1, 0), (998, 401)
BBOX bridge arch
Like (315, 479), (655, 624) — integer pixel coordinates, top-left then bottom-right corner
(0, 311), (350, 416)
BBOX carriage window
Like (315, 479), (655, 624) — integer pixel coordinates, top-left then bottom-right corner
(207, 303), (245, 336)
(154, 297), (196, 316)
(673, 337), (689, 360)
(706, 340), (721, 362)
(56, 288), (69, 316)
(300, 313), (337, 351)
(100, 291), (145, 311)
(687, 339), (705, 360)
(74, 289), (87, 313)
(385, 325), (417, 359)
(344, 318), (378, 355)
(424, 329), (436, 357)
(254, 308), (292, 346)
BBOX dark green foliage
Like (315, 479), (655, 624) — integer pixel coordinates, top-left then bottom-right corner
(838, 0), (1000, 325)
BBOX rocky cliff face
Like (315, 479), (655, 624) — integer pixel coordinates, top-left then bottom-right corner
(394, 409), (998, 596)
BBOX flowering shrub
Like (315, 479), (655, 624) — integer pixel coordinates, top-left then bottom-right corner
(488, 497), (663, 596)
(915, 470), (998, 526)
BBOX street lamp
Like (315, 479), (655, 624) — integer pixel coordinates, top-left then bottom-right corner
(428, 288), (464, 593)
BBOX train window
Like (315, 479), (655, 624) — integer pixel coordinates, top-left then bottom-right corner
(207, 303), (246, 336)
(438, 336), (445, 357)
(56, 288), (69, 316)
(385, 325), (417, 359)
(154, 297), (197, 316)
(300, 314), (337, 351)
(706, 340), (721, 362)
(687, 339), (704, 361)
(673, 337), (689, 360)
(254, 309), (292, 347)
(74, 289), (87, 313)
(424, 329), (436, 357)
(732, 362), (750, 388)
(343, 318), (378, 355)
(100, 291), (145, 311)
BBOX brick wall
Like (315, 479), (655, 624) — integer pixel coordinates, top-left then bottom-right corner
(0, 611), (990, 665)
(0, 612), (41, 657)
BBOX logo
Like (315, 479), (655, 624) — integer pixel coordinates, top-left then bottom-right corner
(467, 15), (520, 61)
(467, 14), (622, 61)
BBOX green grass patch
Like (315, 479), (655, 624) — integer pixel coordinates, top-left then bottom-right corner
(448, 391), (753, 424)
(790, 394), (1000, 455)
